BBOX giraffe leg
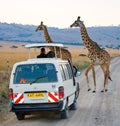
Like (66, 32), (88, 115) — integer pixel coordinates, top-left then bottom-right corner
(100, 64), (109, 92)
(104, 70), (109, 92)
(105, 73), (108, 92)
(85, 65), (93, 91)
(100, 64), (106, 92)
(105, 64), (110, 92)
(91, 66), (96, 93)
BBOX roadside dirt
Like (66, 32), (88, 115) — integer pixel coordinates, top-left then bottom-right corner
(1, 57), (120, 126)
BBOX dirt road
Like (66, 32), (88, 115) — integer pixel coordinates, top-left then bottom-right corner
(1, 57), (120, 126)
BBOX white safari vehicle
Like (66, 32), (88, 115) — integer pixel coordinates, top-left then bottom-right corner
(9, 43), (81, 120)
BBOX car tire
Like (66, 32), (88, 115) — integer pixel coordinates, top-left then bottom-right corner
(70, 100), (77, 110)
(60, 102), (69, 119)
(15, 112), (25, 120)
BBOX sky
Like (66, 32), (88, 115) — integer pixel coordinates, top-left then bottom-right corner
(0, 0), (120, 28)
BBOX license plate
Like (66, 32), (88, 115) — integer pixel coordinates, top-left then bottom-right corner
(27, 93), (45, 98)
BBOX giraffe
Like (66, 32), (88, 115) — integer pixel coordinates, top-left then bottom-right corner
(70, 16), (112, 92)
(35, 21), (72, 61)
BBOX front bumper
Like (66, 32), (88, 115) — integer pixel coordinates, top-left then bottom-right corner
(11, 101), (63, 112)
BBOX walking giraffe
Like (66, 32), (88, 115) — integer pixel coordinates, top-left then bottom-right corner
(35, 21), (72, 61)
(70, 16), (112, 92)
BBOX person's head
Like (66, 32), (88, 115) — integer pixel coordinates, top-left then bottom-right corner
(41, 48), (45, 54)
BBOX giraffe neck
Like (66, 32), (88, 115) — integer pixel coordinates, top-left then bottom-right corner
(80, 23), (94, 50)
(43, 26), (54, 43)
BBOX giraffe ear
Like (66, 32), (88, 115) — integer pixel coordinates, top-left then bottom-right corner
(77, 16), (80, 21)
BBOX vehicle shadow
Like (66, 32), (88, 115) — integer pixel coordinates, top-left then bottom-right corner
(25, 110), (76, 121)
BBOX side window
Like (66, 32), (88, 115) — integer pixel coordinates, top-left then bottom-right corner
(59, 65), (66, 81)
(62, 64), (69, 80)
(66, 64), (73, 79)
(59, 64), (73, 81)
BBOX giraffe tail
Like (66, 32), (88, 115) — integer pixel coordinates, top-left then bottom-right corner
(108, 76), (112, 81)
(108, 69), (112, 81)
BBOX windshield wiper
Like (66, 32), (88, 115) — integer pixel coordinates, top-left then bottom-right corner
(30, 76), (47, 85)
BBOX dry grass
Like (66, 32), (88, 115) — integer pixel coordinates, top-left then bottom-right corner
(0, 42), (120, 71)
(0, 42), (39, 71)
(69, 46), (120, 71)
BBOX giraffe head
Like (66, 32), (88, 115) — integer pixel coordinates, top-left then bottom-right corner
(70, 16), (84, 28)
(35, 21), (45, 32)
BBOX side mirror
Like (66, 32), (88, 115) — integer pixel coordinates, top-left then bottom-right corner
(75, 71), (81, 77)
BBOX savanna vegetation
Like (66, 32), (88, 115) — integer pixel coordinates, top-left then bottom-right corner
(0, 41), (120, 122)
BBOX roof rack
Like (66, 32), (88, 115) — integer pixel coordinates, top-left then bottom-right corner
(25, 43), (67, 59)
(25, 43), (64, 48)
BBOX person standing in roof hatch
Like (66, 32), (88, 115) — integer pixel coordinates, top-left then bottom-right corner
(37, 48), (47, 58)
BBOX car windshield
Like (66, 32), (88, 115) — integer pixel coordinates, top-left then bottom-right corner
(13, 63), (57, 84)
